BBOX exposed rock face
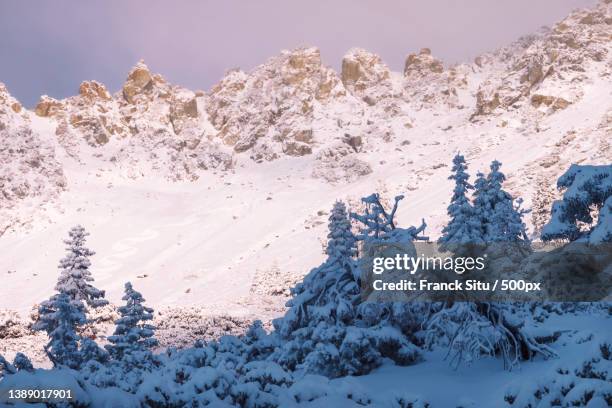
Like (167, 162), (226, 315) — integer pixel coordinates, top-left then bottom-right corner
(341, 48), (392, 105)
(0, 83), (23, 122)
(122, 60), (154, 103)
(169, 90), (199, 135)
(79, 80), (111, 101)
(0, 86), (23, 117)
(404, 48), (444, 77)
(206, 47), (345, 158)
(401, 48), (468, 109)
(28, 61), (234, 180)
(34, 95), (64, 117)
(0, 0), (608, 235)
(0, 84), (66, 235)
(472, 0), (611, 119)
(530, 94), (571, 111)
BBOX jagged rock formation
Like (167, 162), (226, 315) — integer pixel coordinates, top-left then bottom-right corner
(34, 61), (233, 180)
(341, 48), (393, 106)
(206, 47), (346, 161)
(0, 84), (66, 234)
(402, 48), (469, 109)
(0, 0), (610, 234)
(472, 0), (611, 119)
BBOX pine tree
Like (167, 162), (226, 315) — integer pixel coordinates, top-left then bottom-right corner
(0, 354), (15, 375)
(351, 193), (402, 241)
(486, 161), (529, 242)
(542, 164), (612, 243)
(32, 293), (86, 369)
(439, 154), (484, 251)
(273, 198), (421, 377)
(106, 282), (158, 368)
(472, 170), (490, 226)
(488, 197), (530, 243)
(56, 225), (108, 308)
(80, 338), (109, 364)
(326, 201), (358, 274)
(277, 201), (359, 336)
(472, 161), (529, 243)
(351, 193), (427, 244)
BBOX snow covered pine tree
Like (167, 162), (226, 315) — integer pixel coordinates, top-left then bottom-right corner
(438, 153), (484, 253)
(272, 199), (421, 378)
(32, 225), (108, 368)
(427, 156), (554, 370)
(106, 282), (158, 370)
(32, 293), (87, 369)
(56, 225), (108, 308)
(542, 164), (612, 243)
(473, 160), (530, 243)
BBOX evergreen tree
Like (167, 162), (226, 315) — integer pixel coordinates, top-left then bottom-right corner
(486, 161), (529, 242)
(351, 193), (402, 241)
(439, 154), (484, 251)
(472, 161), (529, 243)
(56, 225), (108, 308)
(80, 338), (109, 364)
(326, 201), (358, 261)
(351, 193), (427, 244)
(277, 201), (359, 336)
(12, 353), (33, 372)
(542, 164), (612, 243)
(472, 170), (490, 227)
(488, 197), (530, 243)
(273, 198), (422, 377)
(32, 293), (86, 369)
(106, 282), (158, 368)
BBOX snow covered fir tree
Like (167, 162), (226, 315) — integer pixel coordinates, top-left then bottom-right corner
(31, 293), (87, 369)
(438, 154), (483, 252)
(472, 160), (530, 244)
(439, 155), (530, 254)
(0, 161), (610, 407)
(105, 282), (158, 368)
(542, 164), (612, 243)
(55, 225), (108, 308)
(273, 199), (422, 378)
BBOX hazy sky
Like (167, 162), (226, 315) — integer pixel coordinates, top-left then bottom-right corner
(0, 0), (596, 107)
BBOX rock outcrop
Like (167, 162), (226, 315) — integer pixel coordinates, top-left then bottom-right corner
(312, 142), (372, 183)
(341, 48), (393, 105)
(402, 48), (468, 109)
(31, 61), (233, 180)
(472, 0), (611, 119)
(404, 48), (444, 77)
(206, 47), (346, 160)
(0, 84), (66, 235)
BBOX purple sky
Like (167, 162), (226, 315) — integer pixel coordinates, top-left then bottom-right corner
(0, 0), (596, 107)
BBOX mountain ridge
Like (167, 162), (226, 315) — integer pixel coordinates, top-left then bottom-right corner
(0, 2), (610, 310)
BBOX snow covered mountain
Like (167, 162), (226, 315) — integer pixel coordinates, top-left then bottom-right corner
(0, 0), (611, 317)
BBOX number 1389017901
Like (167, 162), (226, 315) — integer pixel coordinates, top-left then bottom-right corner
(5, 388), (73, 402)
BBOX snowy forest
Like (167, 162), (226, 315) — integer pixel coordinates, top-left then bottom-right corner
(0, 158), (610, 407)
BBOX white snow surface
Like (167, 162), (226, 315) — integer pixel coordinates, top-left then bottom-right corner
(0, 0), (610, 316)
(1, 77), (610, 314)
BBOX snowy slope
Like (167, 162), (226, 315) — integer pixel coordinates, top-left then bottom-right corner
(1, 81), (610, 315)
(0, 1), (610, 318)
